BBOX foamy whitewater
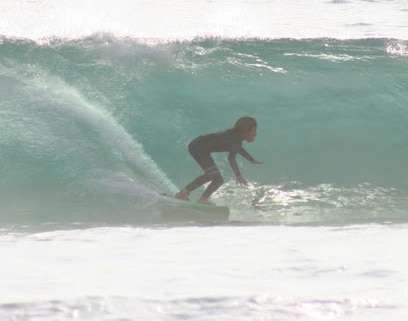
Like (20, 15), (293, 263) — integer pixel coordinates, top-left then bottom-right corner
(1, 0), (408, 320)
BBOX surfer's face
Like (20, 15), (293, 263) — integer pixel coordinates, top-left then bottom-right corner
(244, 127), (257, 142)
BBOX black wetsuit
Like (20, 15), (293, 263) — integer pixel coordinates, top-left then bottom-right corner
(185, 129), (255, 198)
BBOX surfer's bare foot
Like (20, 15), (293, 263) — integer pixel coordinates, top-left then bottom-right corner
(197, 198), (216, 206)
(175, 189), (190, 201)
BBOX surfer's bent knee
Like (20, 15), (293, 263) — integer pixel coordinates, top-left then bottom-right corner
(208, 171), (223, 187)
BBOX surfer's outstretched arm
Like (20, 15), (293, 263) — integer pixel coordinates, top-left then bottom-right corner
(229, 147), (263, 186)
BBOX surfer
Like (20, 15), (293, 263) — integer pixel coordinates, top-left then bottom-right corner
(175, 116), (262, 205)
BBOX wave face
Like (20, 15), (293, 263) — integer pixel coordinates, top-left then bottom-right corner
(1, 36), (408, 223)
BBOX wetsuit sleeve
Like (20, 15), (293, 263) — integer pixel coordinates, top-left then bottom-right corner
(237, 147), (255, 163)
(228, 152), (242, 177)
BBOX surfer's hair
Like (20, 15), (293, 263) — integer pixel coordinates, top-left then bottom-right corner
(232, 116), (257, 135)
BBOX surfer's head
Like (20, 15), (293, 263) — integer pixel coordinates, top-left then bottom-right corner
(232, 116), (257, 142)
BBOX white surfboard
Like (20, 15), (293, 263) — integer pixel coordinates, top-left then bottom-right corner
(159, 194), (230, 222)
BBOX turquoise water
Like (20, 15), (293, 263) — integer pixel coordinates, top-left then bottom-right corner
(1, 36), (408, 224)
(1, 0), (408, 320)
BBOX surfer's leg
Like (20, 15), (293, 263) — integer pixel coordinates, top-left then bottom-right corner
(175, 149), (214, 200)
(175, 174), (211, 201)
(184, 154), (217, 192)
(184, 174), (212, 192)
(198, 170), (223, 205)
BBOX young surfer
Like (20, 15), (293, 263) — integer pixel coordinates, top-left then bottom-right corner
(175, 116), (262, 205)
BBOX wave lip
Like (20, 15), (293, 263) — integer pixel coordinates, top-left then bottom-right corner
(1, 0), (408, 41)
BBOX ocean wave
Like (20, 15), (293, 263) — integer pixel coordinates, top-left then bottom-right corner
(1, 36), (407, 223)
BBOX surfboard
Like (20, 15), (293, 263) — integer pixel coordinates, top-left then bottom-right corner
(159, 194), (230, 222)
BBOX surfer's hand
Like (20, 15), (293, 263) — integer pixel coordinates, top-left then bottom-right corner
(236, 176), (248, 186)
(251, 159), (263, 164)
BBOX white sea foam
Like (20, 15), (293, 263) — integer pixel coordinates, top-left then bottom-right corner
(0, 0), (407, 40)
(0, 224), (407, 320)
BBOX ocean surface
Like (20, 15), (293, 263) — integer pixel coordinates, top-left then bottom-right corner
(1, 0), (408, 320)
